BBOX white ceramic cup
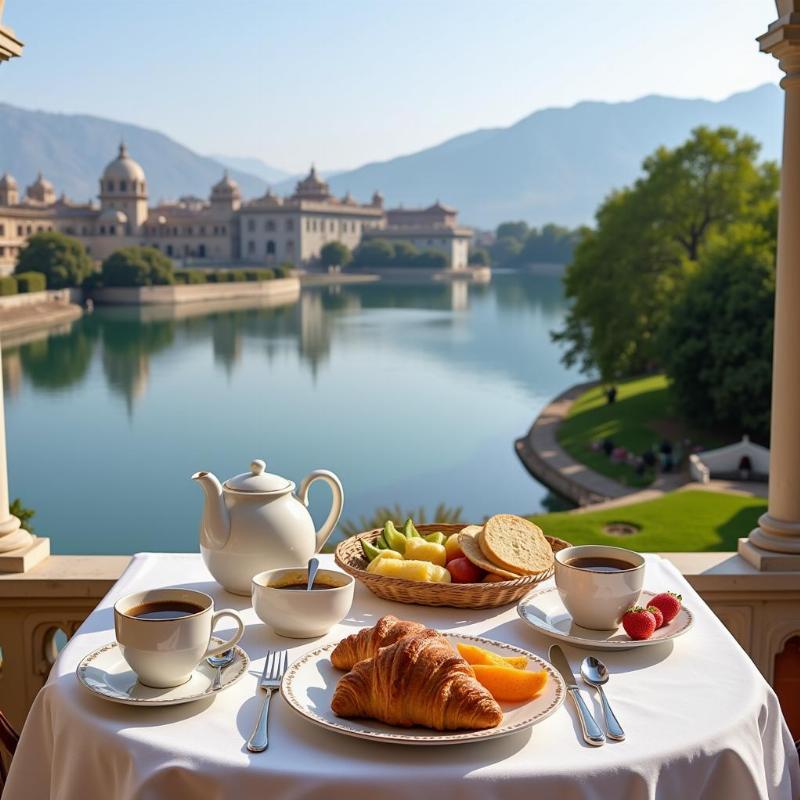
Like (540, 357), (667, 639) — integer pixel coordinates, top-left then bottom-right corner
(114, 588), (245, 688)
(554, 545), (645, 630)
(252, 567), (354, 638)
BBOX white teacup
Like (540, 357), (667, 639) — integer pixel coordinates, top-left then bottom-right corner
(252, 567), (354, 638)
(114, 588), (244, 688)
(554, 545), (645, 630)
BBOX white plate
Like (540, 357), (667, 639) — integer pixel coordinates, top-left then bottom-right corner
(76, 638), (250, 706)
(517, 587), (694, 651)
(281, 632), (565, 745)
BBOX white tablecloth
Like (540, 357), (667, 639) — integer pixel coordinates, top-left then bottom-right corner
(6, 553), (799, 800)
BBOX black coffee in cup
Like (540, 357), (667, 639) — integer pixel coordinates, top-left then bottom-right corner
(127, 601), (203, 620)
(564, 556), (637, 573)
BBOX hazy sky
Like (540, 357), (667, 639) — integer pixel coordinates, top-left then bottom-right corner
(1, 0), (782, 173)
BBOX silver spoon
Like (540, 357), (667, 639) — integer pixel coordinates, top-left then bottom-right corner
(306, 557), (320, 591)
(207, 649), (236, 691)
(581, 656), (625, 741)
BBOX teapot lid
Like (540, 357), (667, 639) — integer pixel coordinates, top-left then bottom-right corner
(224, 459), (293, 494)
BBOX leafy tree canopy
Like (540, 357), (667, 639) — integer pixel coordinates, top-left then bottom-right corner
(554, 126), (778, 380)
(320, 241), (352, 268)
(101, 246), (175, 287)
(659, 220), (776, 442)
(15, 231), (94, 289)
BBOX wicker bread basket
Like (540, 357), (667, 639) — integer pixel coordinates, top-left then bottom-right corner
(334, 523), (571, 609)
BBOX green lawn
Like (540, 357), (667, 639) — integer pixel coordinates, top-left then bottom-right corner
(530, 489), (765, 552)
(557, 375), (720, 487)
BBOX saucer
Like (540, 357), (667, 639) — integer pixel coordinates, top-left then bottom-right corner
(76, 637), (250, 706)
(517, 587), (694, 651)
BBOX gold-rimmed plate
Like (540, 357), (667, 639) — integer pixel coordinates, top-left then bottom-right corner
(280, 633), (565, 745)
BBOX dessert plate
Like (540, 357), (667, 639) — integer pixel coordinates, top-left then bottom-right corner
(76, 637), (250, 706)
(517, 587), (693, 651)
(280, 633), (565, 745)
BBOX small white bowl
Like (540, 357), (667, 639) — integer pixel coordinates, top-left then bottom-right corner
(251, 567), (354, 638)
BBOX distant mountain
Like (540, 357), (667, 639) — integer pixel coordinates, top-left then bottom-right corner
(273, 84), (782, 228)
(0, 85), (783, 226)
(209, 154), (291, 184)
(0, 104), (268, 204)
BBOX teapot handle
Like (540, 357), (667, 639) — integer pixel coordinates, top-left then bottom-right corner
(297, 470), (344, 553)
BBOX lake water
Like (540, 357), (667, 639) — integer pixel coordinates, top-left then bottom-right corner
(2, 271), (576, 555)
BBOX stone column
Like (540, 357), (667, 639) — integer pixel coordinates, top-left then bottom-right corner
(0, 338), (32, 554)
(740, 3), (800, 570)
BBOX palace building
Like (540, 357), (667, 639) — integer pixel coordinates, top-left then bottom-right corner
(0, 145), (472, 275)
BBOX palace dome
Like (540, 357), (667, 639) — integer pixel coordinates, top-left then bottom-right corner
(26, 172), (56, 204)
(0, 172), (17, 190)
(102, 143), (146, 184)
(211, 171), (241, 199)
(293, 165), (331, 200)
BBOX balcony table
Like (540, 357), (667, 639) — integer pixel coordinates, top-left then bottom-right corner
(5, 552), (799, 800)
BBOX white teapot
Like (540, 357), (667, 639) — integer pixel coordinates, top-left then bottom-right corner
(192, 459), (344, 595)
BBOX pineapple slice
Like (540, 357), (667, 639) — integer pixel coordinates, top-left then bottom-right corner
(365, 550), (404, 573)
(404, 538), (447, 567)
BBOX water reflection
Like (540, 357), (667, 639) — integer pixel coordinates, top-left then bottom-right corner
(3, 273), (577, 553)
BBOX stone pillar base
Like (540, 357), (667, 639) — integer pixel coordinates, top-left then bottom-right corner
(738, 537), (800, 571)
(0, 536), (50, 573)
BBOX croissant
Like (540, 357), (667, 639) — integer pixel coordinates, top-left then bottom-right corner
(331, 633), (503, 731)
(330, 615), (428, 670)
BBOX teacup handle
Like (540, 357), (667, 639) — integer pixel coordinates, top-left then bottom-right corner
(205, 609), (245, 658)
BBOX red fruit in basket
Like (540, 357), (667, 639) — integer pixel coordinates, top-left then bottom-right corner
(647, 605), (664, 629)
(447, 557), (485, 583)
(621, 607), (656, 640)
(648, 592), (682, 624)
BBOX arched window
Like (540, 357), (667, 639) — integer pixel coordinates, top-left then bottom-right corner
(120, 180), (127, 192)
(107, 180), (114, 192)
(266, 240), (276, 255)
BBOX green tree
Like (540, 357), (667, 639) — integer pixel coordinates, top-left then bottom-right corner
(320, 241), (352, 269)
(468, 247), (490, 266)
(392, 241), (419, 264)
(15, 231), (94, 289)
(352, 239), (395, 268)
(554, 126), (778, 380)
(101, 246), (175, 287)
(660, 221), (776, 441)
(489, 236), (522, 268)
(496, 221), (529, 242)
(520, 224), (582, 264)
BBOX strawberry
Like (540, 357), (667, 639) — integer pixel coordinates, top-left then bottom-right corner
(649, 592), (682, 624)
(647, 604), (664, 629)
(622, 607), (656, 640)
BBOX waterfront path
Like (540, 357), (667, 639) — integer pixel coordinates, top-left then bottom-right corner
(516, 382), (768, 511)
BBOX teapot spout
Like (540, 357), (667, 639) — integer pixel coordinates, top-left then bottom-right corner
(191, 471), (230, 550)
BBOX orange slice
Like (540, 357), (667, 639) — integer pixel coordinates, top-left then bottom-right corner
(456, 642), (528, 670)
(471, 664), (548, 702)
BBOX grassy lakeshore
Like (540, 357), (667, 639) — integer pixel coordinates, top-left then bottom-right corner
(556, 375), (721, 488)
(530, 489), (765, 552)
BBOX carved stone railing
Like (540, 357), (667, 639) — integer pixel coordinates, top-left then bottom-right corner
(0, 556), (129, 729)
(0, 553), (797, 737)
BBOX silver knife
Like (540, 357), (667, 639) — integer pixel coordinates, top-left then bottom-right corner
(549, 644), (606, 747)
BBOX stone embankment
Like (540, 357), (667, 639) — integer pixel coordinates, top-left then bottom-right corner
(516, 382), (767, 511)
(515, 381), (626, 506)
(0, 289), (83, 336)
(91, 277), (300, 305)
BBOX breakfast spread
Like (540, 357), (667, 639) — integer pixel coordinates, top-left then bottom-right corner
(359, 514), (555, 584)
(329, 616), (549, 732)
(622, 591), (684, 640)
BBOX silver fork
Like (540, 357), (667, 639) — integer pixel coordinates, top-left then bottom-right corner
(246, 649), (288, 753)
